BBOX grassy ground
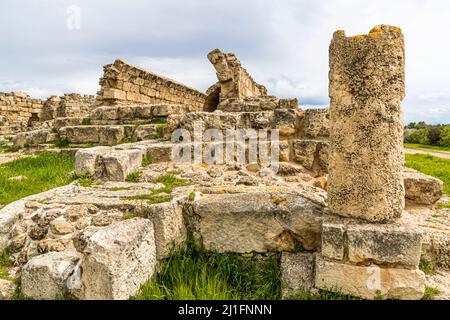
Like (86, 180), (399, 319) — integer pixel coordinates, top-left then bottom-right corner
(132, 238), (357, 301)
(132, 238), (282, 300)
(0, 152), (75, 207)
(405, 154), (450, 195)
(405, 143), (450, 153)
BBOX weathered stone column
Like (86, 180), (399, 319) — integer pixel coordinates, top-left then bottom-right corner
(328, 25), (405, 223)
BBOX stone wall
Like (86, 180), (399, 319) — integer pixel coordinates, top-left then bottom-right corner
(96, 59), (206, 110)
(207, 49), (267, 102)
(0, 92), (44, 134)
(0, 92), (96, 135)
(40, 94), (95, 121)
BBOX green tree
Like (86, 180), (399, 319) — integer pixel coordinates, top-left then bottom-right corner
(405, 129), (430, 144)
(427, 126), (442, 145)
(440, 126), (450, 147)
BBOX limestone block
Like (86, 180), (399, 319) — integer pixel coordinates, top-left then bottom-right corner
(133, 124), (157, 141)
(292, 140), (329, 172)
(281, 252), (316, 298)
(12, 129), (49, 148)
(274, 109), (297, 137)
(303, 108), (329, 139)
(328, 25), (405, 222)
(98, 126), (127, 146)
(279, 98), (299, 109)
(54, 117), (83, 130)
(321, 219), (423, 267)
(21, 252), (81, 300)
(0, 201), (25, 251)
(141, 200), (187, 260)
(80, 218), (157, 300)
(0, 279), (16, 300)
(321, 223), (345, 261)
(315, 257), (425, 300)
(59, 126), (100, 144)
(346, 223), (422, 267)
(404, 168), (443, 205)
(75, 146), (111, 177)
(187, 187), (325, 253)
(102, 149), (144, 181)
(102, 88), (126, 100)
(151, 104), (189, 117)
(147, 143), (173, 163)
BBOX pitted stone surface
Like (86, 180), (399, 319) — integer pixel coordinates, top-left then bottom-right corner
(328, 25), (406, 222)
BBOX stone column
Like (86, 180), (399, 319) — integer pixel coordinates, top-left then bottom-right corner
(328, 25), (405, 222)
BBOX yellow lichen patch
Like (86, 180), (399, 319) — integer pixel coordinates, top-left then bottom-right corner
(369, 25), (402, 38)
(271, 195), (287, 206)
(349, 34), (368, 41)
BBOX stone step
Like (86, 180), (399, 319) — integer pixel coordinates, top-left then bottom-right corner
(75, 141), (174, 180)
(90, 104), (189, 121)
(58, 124), (161, 146)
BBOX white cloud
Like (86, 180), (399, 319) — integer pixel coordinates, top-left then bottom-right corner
(0, 0), (449, 123)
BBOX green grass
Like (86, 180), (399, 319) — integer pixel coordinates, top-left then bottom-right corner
(405, 143), (450, 153)
(153, 174), (188, 191)
(437, 201), (450, 209)
(109, 187), (132, 191)
(127, 194), (173, 204)
(154, 124), (165, 139)
(119, 137), (136, 144)
(419, 255), (435, 275)
(77, 176), (94, 187)
(149, 117), (167, 125)
(0, 153), (75, 207)
(288, 290), (358, 300)
(423, 287), (440, 300)
(81, 118), (92, 126)
(0, 144), (20, 153)
(126, 171), (142, 183)
(131, 238), (282, 300)
(53, 139), (70, 149)
(405, 154), (450, 195)
(0, 249), (14, 281)
(142, 155), (151, 167)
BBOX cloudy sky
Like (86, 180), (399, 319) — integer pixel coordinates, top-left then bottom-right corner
(1, 0), (449, 124)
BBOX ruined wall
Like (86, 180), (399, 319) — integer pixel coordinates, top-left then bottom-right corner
(0, 92), (44, 134)
(96, 59), (206, 110)
(0, 92), (96, 134)
(41, 94), (96, 120)
(207, 49), (267, 103)
(328, 25), (406, 222)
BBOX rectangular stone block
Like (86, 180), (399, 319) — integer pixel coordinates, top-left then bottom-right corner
(302, 108), (329, 139)
(321, 223), (345, 261)
(141, 201), (187, 260)
(315, 257), (425, 300)
(102, 88), (126, 100)
(346, 223), (422, 267)
(281, 252), (315, 298)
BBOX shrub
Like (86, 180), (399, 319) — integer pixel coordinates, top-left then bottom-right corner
(405, 129), (430, 145)
(427, 126), (442, 145)
(440, 126), (450, 147)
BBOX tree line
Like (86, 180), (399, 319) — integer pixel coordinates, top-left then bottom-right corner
(405, 122), (450, 147)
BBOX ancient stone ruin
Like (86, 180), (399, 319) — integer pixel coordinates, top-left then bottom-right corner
(0, 25), (448, 300)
